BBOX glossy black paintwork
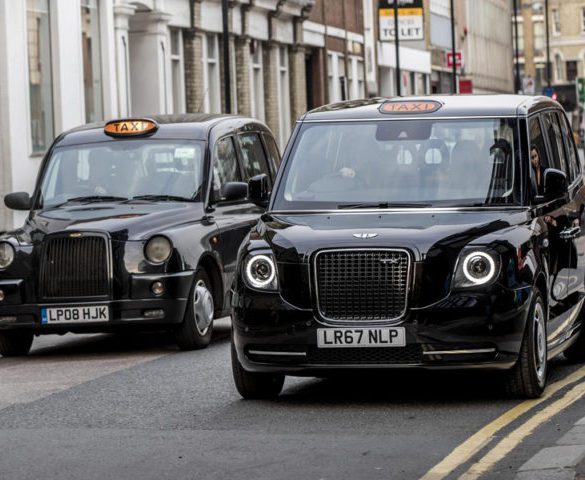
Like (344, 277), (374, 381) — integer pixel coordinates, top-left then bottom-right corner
(0, 114), (278, 331)
(233, 96), (585, 373)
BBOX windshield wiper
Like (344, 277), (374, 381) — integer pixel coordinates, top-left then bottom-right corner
(338, 202), (432, 210)
(130, 194), (196, 202)
(62, 195), (129, 204)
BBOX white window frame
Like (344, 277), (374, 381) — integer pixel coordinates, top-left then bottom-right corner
(276, 45), (291, 148)
(170, 28), (186, 114)
(327, 51), (347, 103)
(201, 33), (221, 113)
(249, 41), (265, 121)
(552, 8), (560, 36)
(581, 7), (585, 33)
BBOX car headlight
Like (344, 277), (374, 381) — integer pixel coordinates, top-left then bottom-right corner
(244, 254), (278, 290)
(453, 248), (500, 288)
(144, 236), (172, 264)
(0, 242), (15, 269)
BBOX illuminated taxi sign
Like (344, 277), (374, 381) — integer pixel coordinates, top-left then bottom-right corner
(104, 119), (158, 137)
(380, 100), (442, 114)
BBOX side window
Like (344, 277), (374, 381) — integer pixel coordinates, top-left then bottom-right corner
(262, 133), (282, 173)
(528, 116), (550, 196)
(542, 111), (568, 175)
(237, 133), (272, 186)
(212, 137), (242, 201)
(558, 112), (581, 182)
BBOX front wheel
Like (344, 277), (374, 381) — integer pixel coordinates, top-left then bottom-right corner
(174, 269), (214, 350)
(0, 330), (34, 357)
(231, 341), (284, 399)
(505, 292), (547, 398)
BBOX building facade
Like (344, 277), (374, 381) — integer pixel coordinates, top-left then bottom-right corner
(0, 0), (314, 230)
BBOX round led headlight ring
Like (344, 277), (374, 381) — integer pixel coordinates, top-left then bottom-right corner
(145, 236), (172, 264)
(462, 251), (496, 285)
(245, 255), (276, 289)
(0, 242), (15, 269)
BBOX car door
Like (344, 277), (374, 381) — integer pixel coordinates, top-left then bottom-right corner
(208, 135), (264, 303)
(530, 113), (572, 310)
(557, 111), (585, 299)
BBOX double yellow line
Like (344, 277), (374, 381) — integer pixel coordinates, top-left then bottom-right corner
(421, 365), (585, 480)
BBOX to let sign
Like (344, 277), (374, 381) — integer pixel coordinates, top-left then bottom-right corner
(379, 0), (424, 41)
(446, 51), (462, 68)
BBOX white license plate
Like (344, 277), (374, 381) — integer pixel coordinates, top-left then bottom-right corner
(41, 306), (110, 324)
(317, 327), (406, 348)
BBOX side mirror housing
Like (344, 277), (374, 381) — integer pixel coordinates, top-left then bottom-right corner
(4, 192), (32, 211)
(543, 168), (568, 200)
(220, 182), (248, 202)
(248, 174), (270, 208)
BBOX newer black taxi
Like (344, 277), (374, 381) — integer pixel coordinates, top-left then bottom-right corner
(0, 114), (280, 356)
(231, 95), (585, 399)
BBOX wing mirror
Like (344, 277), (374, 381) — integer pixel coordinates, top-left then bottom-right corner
(248, 174), (270, 208)
(220, 182), (248, 202)
(4, 192), (32, 211)
(543, 168), (568, 200)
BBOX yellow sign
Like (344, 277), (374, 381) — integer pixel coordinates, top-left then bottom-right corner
(104, 119), (158, 137)
(380, 101), (442, 114)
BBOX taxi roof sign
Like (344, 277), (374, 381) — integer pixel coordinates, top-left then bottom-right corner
(104, 119), (158, 137)
(380, 100), (442, 114)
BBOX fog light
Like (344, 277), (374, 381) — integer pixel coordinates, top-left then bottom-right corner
(151, 281), (165, 296)
(0, 290), (4, 302)
(144, 309), (164, 319)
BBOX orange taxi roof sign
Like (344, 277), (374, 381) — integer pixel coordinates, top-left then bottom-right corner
(380, 100), (442, 114)
(104, 119), (158, 137)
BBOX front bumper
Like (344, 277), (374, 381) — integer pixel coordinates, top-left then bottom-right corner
(0, 271), (194, 333)
(232, 285), (533, 375)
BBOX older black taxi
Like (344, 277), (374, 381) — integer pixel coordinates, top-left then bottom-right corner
(0, 114), (280, 356)
(231, 95), (585, 399)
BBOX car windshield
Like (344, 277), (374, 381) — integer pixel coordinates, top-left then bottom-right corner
(39, 140), (205, 208)
(273, 118), (519, 210)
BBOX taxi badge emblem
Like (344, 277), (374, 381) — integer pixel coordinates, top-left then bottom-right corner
(353, 233), (378, 239)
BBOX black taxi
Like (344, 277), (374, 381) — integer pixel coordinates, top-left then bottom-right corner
(231, 95), (585, 399)
(0, 114), (280, 356)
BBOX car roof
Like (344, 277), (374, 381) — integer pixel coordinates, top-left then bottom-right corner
(54, 114), (270, 147)
(301, 95), (563, 122)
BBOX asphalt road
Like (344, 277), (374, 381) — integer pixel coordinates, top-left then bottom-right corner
(2, 319), (585, 480)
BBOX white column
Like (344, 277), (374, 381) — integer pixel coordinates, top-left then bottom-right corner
(113, 3), (136, 117)
(52, 0), (85, 133)
(100, 0), (118, 119)
(128, 10), (172, 115)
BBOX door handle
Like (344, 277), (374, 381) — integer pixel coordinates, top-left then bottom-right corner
(560, 226), (581, 239)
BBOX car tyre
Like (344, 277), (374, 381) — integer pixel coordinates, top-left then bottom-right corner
(0, 330), (33, 357)
(231, 340), (285, 399)
(174, 269), (214, 350)
(505, 291), (547, 398)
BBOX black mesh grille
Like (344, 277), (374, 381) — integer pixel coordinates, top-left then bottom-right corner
(308, 345), (422, 365)
(315, 249), (410, 321)
(39, 235), (109, 299)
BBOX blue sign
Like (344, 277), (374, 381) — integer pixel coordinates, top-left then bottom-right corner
(543, 87), (554, 97)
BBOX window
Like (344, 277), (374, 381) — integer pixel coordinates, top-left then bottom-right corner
(237, 133), (272, 185)
(262, 133), (281, 173)
(542, 112), (568, 175)
(202, 34), (220, 113)
(558, 112), (580, 182)
(277, 46), (291, 148)
(529, 116), (549, 196)
(80, 0), (103, 123)
(533, 21), (544, 58)
(348, 56), (365, 100)
(327, 52), (347, 103)
(212, 137), (242, 201)
(513, 21), (524, 56)
(27, 0), (54, 153)
(532, 1), (543, 15)
(566, 61), (578, 82)
(170, 29), (185, 113)
(582, 7), (585, 33)
(249, 41), (265, 121)
(552, 8), (560, 35)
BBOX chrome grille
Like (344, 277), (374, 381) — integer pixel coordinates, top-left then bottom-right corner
(314, 249), (410, 322)
(39, 235), (110, 299)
